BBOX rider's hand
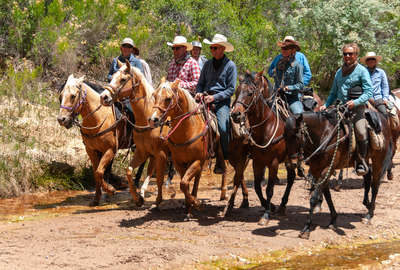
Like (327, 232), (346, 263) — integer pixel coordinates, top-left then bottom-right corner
(195, 93), (203, 101)
(346, 100), (355, 110)
(284, 86), (289, 91)
(320, 105), (327, 111)
(204, 95), (215, 104)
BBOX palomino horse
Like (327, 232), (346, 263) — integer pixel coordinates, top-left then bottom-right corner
(149, 79), (227, 220)
(57, 74), (152, 205)
(100, 62), (172, 208)
(231, 70), (296, 225)
(285, 106), (393, 239)
(387, 88), (400, 180)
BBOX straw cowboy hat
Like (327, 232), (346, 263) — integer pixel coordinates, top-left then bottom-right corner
(167, 36), (193, 51)
(203, 34), (234, 52)
(360, 52), (383, 65)
(277, 36), (301, 51)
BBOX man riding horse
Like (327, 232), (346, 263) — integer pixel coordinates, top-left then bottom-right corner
(320, 43), (373, 176)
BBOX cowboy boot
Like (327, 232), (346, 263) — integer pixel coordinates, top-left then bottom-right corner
(356, 140), (369, 176)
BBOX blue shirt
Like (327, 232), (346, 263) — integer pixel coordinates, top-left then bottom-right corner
(196, 55), (237, 105)
(273, 58), (304, 94)
(268, 51), (312, 86)
(197, 55), (208, 70)
(325, 64), (373, 107)
(367, 67), (390, 101)
(108, 54), (143, 82)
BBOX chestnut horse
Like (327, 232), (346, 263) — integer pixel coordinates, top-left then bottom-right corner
(285, 106), (393, 239)
(149, 79), (227, 220)
(100, 62), (172, 208)
(57, 74), (153, 205)
(231, 70), (296, 225)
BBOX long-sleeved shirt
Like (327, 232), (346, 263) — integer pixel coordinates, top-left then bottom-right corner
(196, 55), (237, 105)
(268, 51), (312, 86)
(167, 55), (200, 93)
(325, 64), (373, 107)
(368, 67), (390, 101)
(273, 58), (304, 94)
(108, 54), (143, 82)
(139, 59), (152, 86)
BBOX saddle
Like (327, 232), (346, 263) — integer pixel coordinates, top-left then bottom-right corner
(200, 105), (219, 158)
(300, 87), (318, 112)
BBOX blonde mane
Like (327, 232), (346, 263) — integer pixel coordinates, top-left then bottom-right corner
(156, 81), (197, 112)
(129, 66), (155, 103)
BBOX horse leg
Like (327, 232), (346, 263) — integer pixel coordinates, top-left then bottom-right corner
(322, 183), (338, 230)
(299, 187), (321, 239)
(253, 161), (267, 209)
(127, 151), (148, 207)
(96, 148), (117, 198)
(140, 158), (153, 198)
(180, 160), (202, 221)
(387, 160), (393, 181)
(86, 148), (102, 206)
(333, 169), (344, 192)
(219, 163), (228, 201)
(154, 153), (167, 207)
(223, 163), (243, 216)
(134, 161), (147, 188)
(363, 166), (381, 224)
(362, 169), (372, 209)
(258, 161), (278, 226)
(276, 164), (296, 216)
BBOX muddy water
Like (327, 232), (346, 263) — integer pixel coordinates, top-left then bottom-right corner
(252, 240), (400, 270)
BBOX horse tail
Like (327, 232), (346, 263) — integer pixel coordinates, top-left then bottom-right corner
(379, 140), (393, 180)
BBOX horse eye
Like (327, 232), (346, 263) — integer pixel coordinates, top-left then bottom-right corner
(120, 78), (126, 83)
(247, 92), (252, 97)
(165, 97), (172, 103)
(71, 94), (76, 100)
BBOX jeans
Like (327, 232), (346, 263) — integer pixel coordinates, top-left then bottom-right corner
(285, 92), (304, 114)
(215, 103), (230, 159)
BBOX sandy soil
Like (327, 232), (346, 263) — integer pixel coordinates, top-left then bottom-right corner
(1, 156), (400, 270)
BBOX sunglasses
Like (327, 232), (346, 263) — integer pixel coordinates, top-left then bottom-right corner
(343, 52), (355, 56)
(210, 46), (220, 51)
(121, 44), (133, 49)
(366, 58), (376, 62)
(172, 46), (185, 51)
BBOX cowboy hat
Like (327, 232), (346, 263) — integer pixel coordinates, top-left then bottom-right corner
(121, 37), (139, 51)
(203, 34), (234, 52)
(277, 38), (301, 51)
(167, 36), (193, 51)
(360, 52), (382, 64)
(191, 41), (202, 48)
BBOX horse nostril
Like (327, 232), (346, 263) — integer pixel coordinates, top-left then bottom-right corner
(57, 116), (65, 123)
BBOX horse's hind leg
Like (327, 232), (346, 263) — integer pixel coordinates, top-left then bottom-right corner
(253, 161), (267, 209)
(134, 161), (147, 188)
(276, 164), (296, 216)
(154, 153), (167, 207)
(322, 184), (338, 230)
(180, 160), (202, 221)
(363, 167), (381, 224)
(362, 169), (372, 209)
(127, 152), (148, 207)
(86, 148), (102, 206)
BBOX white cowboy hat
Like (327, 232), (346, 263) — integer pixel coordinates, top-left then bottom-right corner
(360, 52), (383, 64)
(283, 36), (295, 42)
(121, 37), (139, 55)
(203, 34), (234, 52)
(167, 36), (193, 51)
(191, 41), (202, 48)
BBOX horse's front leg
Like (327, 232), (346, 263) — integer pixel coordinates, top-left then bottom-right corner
(180, 160), (202, 221)
(127, 151), (148, 207)
(86, 148), (102, 206)
(362, 169), (372, 209)
(322, 183), (338, 230)
(276, 163), (296, 216)
(224, 159), (247, 216)
(363, 166), (381, 224)
(299, 187), (321, 239)
(154, 152), (167, 207)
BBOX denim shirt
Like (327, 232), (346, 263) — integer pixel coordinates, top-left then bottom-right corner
(368, 67), (390, 101)
(268, 51), (312, 86)
(325, 64), (373, 107)
(108, 54), (143, 82)
(196, 55), (237, 105)
(273, 58), (304, 95)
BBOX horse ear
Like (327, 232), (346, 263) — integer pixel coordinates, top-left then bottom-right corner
(117, 59), (124, 68)
(257, 69), (264, 77)
(171, 79), (180, 91)
(160, 77), (166, 84)
(125, 60), (131, 73)
(68, 74), (74, 80)
(77, 75), (85, 84)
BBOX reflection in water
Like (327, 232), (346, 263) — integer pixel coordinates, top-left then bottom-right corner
(252, 240), (400, 270)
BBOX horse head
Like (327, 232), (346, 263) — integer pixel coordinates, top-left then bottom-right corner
(57, 74), (85, 129)
(149, 78), (182, 128)
(101, 60), (141, 106)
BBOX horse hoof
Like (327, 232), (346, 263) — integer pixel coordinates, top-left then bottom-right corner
(184, 213), (194, 222)
(314, 204), (322, 214)
(332, 184), (341, 192)
(168, 187), (176, 199)
(298, 231), (310, 239)
(89, 200), (99, 207)
(135, 196), (144, 207)
(362, 217), (371, 225)
(223, 205), (234, 217)
(239, 200), (249, 209)
(220, 193), (227, 201)
(258, 217), (269, 226)
(387, 172), (393, 181)
(328, 224), (338, 231)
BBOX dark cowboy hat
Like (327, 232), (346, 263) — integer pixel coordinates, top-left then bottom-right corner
(277, 39), (301, 51)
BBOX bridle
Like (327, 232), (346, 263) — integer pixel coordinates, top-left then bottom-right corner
(104, 70), (143, 103)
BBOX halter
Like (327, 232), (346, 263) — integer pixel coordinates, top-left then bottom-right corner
(105, 70), (142, 103)
(59, 83), (87, 113)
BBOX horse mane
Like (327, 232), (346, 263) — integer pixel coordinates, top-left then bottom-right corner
(83, 80), (105, 94)
(129, 66), (155, 103)
(179, 87), (197, 112)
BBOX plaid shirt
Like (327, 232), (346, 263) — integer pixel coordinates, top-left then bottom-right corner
(167, 56), (200, 93)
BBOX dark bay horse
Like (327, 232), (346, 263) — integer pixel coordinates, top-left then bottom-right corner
(231, 70), (296, 225)
(100, 62), (173, 208)
(285, 106), (393, 239)
(57, 74), (152, 205)
(149, 79), (228, 220)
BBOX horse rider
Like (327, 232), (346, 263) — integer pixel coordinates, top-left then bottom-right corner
(190, 41), (208, 70)
(272, 38), (304, 115)
(131, 42), (153, 86)
(360, 52), (390, 117)
(195, 34), (237, 173)
(269, 36), (312, 87)
(320, 43), (373, 176)
(167, 36), (201, 95)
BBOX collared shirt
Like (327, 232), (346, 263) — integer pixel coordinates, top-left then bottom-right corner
(325, 64), (373, 107)
(139, 59), (152, 86)
(194, 55), (208, 70)
(108, 54), (143, 82)
(273, 58), (304, 94)
(196, 55), (237, 105)
(367, 67), (389, 101)
(268, 51), (312, 86)
(167, 55), (201, 93)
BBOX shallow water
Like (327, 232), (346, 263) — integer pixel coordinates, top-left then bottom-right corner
(252, 240), (400, 270)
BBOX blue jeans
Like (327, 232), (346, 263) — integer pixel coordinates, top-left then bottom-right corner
(215, 103), (230, 159)
(285, 92), (304, 114)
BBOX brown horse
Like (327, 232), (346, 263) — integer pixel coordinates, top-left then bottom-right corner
(231, 70), (296, 225)
(387, 88), (400, 180)
(149, 79), (227, 220)
(99, 62), (173, 208)
(285, 106), (393, 239)
(57, 74), (152, 205)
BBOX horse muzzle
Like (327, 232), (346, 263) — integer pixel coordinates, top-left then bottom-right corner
(57, 115), (73, 129)
(100, 89), (114, 106)
(231, 111), (243, 124)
